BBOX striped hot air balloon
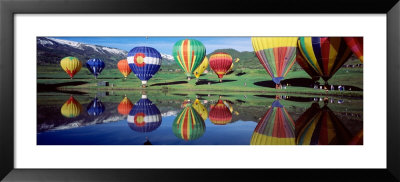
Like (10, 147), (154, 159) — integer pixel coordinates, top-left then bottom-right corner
(192, 99), (208, 121)
(251, 37), (298, 87)
(118, 96), (134, 115)
(60, 56), (82, 79)
(87, 97), (105, 116)
(295, 103), (352, 145)
(127, 46), (162, 87)
(172, 103), (205, 141)
(209, 52), (233, 82)
(250, 100), (295, 145)
(348, 130), (363, 145)
(86, 58), (105, 79)
(172, 39), (206, 80)
(344, 37), (363, 63)
(127, 95), (162, 133)
(298, 37), (352, 85)
(60, 96), (82, 118)
(117, 59), (132, 78)
(194, 56), (209, 81)
(209, 99), (232, 125)
(296, 46), (320, 82)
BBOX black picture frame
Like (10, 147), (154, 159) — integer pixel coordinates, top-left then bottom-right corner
(1, 0), (399, 181)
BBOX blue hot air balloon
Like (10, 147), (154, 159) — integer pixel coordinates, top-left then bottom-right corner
(127, 46), (162, 87)
(86, 58), (105, 79)
(127, 95), (162, 133)
(87, 97), (105, 116)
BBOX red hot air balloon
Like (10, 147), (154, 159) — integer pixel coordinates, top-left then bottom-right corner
(209, 99), (233, 125)
(209, 52), (233, 82)
(118, 96), (134, 115)
(343, 37), (363, 63)
(296, 47), (320, 82)
(117, 59), (132, 79)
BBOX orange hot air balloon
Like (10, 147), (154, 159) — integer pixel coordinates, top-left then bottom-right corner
(209, 99), (232, 125)
(118, 96), (134, 115)
(117, 59), (132, 78)
(209, 52), (233, 82)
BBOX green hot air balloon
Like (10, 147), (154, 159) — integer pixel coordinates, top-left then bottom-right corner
(172, 39), (206, 80)
(172, 102), (206, 141)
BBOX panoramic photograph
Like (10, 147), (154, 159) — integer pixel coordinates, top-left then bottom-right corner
(36, 36), (363, 145)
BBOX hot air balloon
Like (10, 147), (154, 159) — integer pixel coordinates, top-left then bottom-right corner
(348, 130), (363, 145)
(298, 37), (352, 85)
(250, 100), (295, 145)
(295, 103), (352, 145)
(86, 58), (105, 79)
(194, 56), (209, 81)
(60, 56), (82, 79)
(118, 96), (134, 115)
(172, 39), (206, 80)
(209, 52), (233, 82)
(296, 47), (320, 82)
(192, 99), (208, 121)
(172, 103), (205, 141)
(127, 95), (162, 133)
(209, 99), (232, 125)
(127, 46), (162, 87)
(117, 59), (132, 79)
(87, 97), (105, 116)
(344, 37), (363, 63)
(251, 37), (298, 88)
(61, 96), (82, 118)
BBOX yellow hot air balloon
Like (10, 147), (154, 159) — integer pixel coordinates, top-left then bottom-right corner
(192, 99), (208, 121)
(61, 96), (82, 118)
(194, 56), (209, 81)
(60, 56), (82, 79)
(227, 63), (234, 73)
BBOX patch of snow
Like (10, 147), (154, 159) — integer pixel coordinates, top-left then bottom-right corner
(102, 47), (126, 55)
(38, 39), (54, 46)
(161, 53), (174, 60)
(48, 38), (84, 50)
(161, 110), (178, 117)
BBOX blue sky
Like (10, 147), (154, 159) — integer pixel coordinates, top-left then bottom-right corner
(52, 37), (253, 54)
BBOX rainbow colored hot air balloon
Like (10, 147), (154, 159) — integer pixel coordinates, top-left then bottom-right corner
(209, 99), (232, 125)
(209, 52), (233, 82)
(298, 37), (352, 85)
(250, 100), (295, 145)
(296, 47), (320, 82)
(117, 59), (132, 78)
(118, 96), (134, 115)
(172, 39), (206, 80)
(295, 103), (352, 145)
(194, 56), (209, 81)
(192, 99), (208, 121)
(60, 56), (82, 79)
(344, 37), (363, 63)
(127, 95), (162, 133)
(127, 46), (162, 87)
(87, 97), (105, 116)
(251, 37), (298, 87)
(61, 96), (82, 118)
(86, 58), (105, 79)
(172, 103), (205, 141)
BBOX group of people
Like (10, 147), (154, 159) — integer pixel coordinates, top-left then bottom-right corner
(314, 84), (346, 91)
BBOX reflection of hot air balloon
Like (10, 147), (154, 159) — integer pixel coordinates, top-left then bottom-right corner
(127, 46), (162, 87)
(223, 100), (233, 113)
(348, 130), (363, 145)
(194, 56), (209, 81)
(127, 95), (162, 133)
(61, 96), (82, 118)
(209, 52), (233, 82)
(192, 99), (208, 121)
(118, 96), (134, 115)
(172, 103), (205, 141)
(344, 37), (363, 63)
(173, 39), (206, 80)
(117, 59), (132, 78)
(296, 103), (352, 145)
(209, 99), (232, 125)
(251, 37), (298, 87)
(87, 97), (105, 116)
(250, 100), (295, 145)
(60, 56), (82, 79)
(296, 47), (320, 82)
(298, 37), (352, 85)
(86, 58), (105, 79)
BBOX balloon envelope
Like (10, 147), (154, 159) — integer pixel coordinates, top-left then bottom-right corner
(296, 46), (320, 81)
(172, 39), (206, 77)
(344, 37), (363, 63)
(127, 95), (162, 133)
(251, 37), (298, 84)
(86, 58), (105, 78)
(192, 99), (208, 121)
(61, 96), (82, 118)
(127, 46), (162, 85)
(194, 56), (209, 79)
(60, 56), (82, 78)
(117, 59), (132, 78)
(209, 99), (232, 125)
(118, 96), (134, 115)
(172, 103), (205, 141)
(87, 97), (105, 116)
(209, 52), (233, 79)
